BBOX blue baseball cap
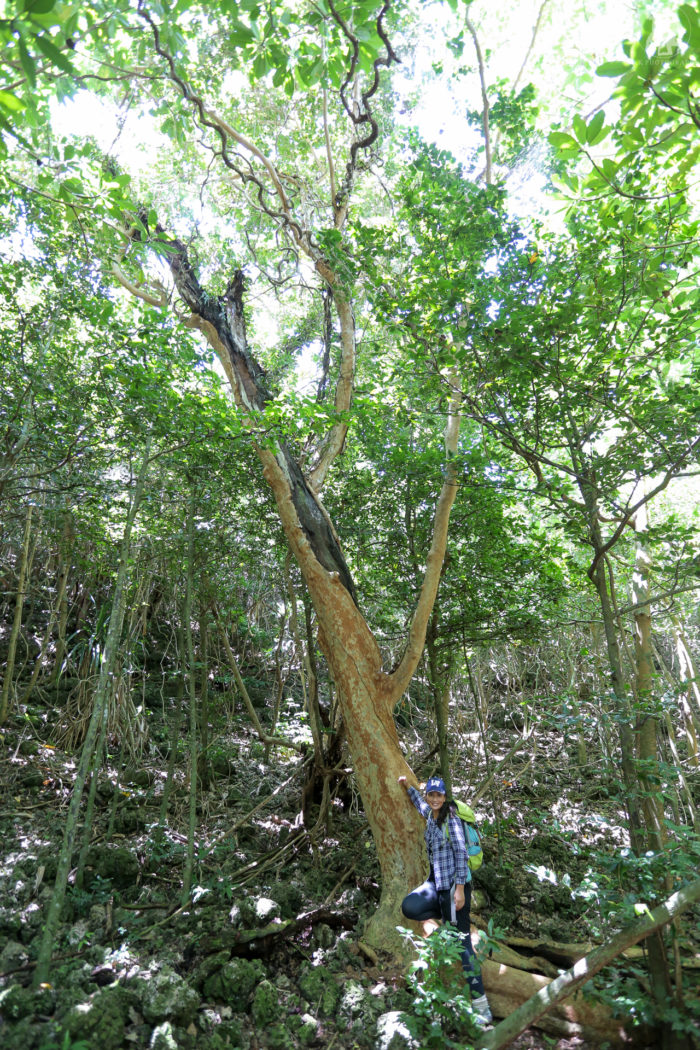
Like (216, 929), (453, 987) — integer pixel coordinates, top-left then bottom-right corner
(425, 777), (446, 794)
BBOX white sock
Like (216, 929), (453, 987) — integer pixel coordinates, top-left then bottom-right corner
(471, 994), (493, 1021)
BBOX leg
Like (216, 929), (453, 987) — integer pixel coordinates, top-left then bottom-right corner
(436, 884), (486, 997)
(401, 878), (440, 923)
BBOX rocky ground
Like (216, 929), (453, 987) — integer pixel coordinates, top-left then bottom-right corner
(1, 697), (692, 1050)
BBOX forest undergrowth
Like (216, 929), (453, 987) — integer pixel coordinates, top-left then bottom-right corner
(3, 676), (693, 1050)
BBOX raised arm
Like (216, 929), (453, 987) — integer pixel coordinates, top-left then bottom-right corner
(398, 776), (430, 820)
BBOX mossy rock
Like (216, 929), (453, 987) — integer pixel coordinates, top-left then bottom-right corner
(192, 949), (230, 991)
(202, 957), (265, 1007)
(338, 980), (383, 1044)
(113, 805), (148, 834)
(85, 844), (140, 888)
(138, 969), (201, 1025)
(0, 905), (23, 939)
(150, 1020), (179, 1050)
(0, 939), (29, 972)
(298, 965), (340, 1016)
(19, 768), (44, 788)
(0, 984), (53, 1021)
(484, 870), (520, 910)
(375, 1010), (419, 1050)
(338, 979), (375, 1021)
(123, 767), (154, 788)
(265, 1022), (296, 1049)
(251, 979), (279, 1027)
(311, 923), (335, 949)
(205, 1018), (245, 1048)
(297, 1018), (319, 1047)
(63, 987), (126, 1050)
(259, 880), (300, 917)
(0, 1016), (40, 1050)
(230, 895), (281, 927)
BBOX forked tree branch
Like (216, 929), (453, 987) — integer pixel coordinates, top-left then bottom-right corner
(137, 1), (309, 252)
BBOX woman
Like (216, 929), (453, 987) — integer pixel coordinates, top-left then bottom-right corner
(398, 774), (492, 1025)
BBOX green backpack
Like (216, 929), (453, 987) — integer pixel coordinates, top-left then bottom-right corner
(445, 800), (483, 871)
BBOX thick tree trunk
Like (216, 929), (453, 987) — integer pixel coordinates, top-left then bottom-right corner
(159, 233), (462, 951)
(260, 376), (462, 951)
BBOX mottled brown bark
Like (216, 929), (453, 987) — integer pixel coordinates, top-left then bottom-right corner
(155, 232), (461, 951)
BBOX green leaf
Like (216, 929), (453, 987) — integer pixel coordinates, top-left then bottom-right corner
(572, 113), (587, 144)
(17, 34), (38, 89)
(601, 157), (618, 179)
(0, 89), (26, 113)
(34, 34), (75, 74)
(677, 5), (699, 39)
(252, 52), (268, 78)
(229, 22), (254, 46)
(61, 177), (84, 195)
(596, 60), (632, 77)
(548, 131), (577, 148)
(22, 0), (58, 12)
(586, 110), (605, 144)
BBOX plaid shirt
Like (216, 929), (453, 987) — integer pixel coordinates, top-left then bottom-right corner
(408, 786), (470, 890)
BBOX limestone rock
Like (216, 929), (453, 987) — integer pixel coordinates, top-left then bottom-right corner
(298, 965), (340, 1016)
(0, 939), (28, 972)
(150, 1020), (179, 1050)
(375, 1011), (419, 1050)
(85, 844), (140, 888)
(251, 979), (278, 1027)
(202, 957), (265, 1008)
(138, 969), (201, 1025)
(64, 987), (126, 1050)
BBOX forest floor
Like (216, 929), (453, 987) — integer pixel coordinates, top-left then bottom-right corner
(1, 693), (696, 1050)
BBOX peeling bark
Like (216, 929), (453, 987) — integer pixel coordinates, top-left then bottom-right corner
(160, 234), (358, 603)
(140, 229), (461, 951)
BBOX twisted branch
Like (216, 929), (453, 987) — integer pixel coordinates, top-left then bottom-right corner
(328, 0), (399, 216)
(137, 1), (311, 253)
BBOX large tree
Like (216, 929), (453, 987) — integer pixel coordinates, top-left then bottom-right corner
(0, 0), (511, 949)
(3, 1), (697, 978)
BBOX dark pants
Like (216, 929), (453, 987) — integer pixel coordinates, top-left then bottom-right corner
(401, 877), (485, 996)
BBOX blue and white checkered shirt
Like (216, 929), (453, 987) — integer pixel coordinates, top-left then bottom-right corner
(408, 786), (470, 890)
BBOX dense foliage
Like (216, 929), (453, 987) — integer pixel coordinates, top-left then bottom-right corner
(1, 0), (699, 1048)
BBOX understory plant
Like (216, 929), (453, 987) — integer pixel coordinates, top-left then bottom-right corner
(399, 923), (491, 1048)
